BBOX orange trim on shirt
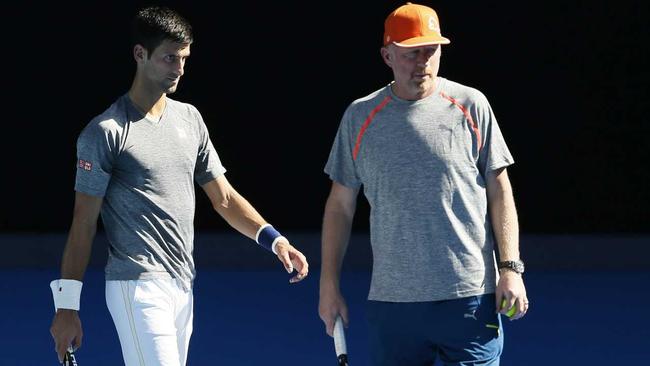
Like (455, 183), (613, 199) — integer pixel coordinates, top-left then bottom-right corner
(439, 92), (483, 151)
(353, 96), (392, 160)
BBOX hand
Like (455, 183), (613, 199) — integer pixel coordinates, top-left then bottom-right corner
(495, 270), (529, 320)
(274, 239), (309, 283)
(50, 309), (83, 363)
(319, 286), (349, 337)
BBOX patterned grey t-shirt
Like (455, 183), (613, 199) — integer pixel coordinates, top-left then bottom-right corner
(75, 94), (226, 289)
(325, 77), (514, 302)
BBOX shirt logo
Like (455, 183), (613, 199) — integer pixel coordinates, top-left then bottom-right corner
(78, 159), (93, 171)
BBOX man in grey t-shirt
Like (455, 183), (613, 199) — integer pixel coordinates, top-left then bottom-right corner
(49, 6), (308, 365)
(319, 3), (528, 365)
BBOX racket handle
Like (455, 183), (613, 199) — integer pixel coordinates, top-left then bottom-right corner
(337, 354), (349, 366)
(63, 347), (78, 366)
(333, 316), (347, 356)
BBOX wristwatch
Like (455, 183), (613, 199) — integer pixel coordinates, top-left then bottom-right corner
(498, 260), (525, 274)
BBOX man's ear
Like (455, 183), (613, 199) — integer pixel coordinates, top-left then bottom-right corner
(133, 44), (147, 63)
(380, 47), (392, 67)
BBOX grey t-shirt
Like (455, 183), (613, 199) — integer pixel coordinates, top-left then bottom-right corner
(75, 94), (226, 289)
(325, 77), (514, 302)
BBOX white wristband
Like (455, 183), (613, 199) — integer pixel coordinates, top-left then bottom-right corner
(50, 279), (83, 311)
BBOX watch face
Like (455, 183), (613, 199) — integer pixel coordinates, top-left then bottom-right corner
(500, 261), (524, 273)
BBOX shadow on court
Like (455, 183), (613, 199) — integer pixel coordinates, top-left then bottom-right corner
(2, 268), (649, 365)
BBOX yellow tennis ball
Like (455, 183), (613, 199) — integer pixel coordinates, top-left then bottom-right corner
(501, 298), (517, 318)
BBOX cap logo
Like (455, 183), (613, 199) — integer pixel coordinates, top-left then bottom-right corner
(428, 16), (440, 32)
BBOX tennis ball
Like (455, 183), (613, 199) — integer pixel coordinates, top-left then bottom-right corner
(500, 298), (517, 318)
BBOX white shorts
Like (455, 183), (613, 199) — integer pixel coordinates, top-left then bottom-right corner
(106, 279), (194, 366)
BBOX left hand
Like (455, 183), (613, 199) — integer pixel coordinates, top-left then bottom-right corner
(274, 238), (309, 283)
(495, 270), (529, 320)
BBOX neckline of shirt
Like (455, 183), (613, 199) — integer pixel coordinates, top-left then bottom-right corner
(386, 77), (447, 105)
(123, 93), (169, 124)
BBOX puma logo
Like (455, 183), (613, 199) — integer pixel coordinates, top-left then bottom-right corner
(463, 310), (477, 320)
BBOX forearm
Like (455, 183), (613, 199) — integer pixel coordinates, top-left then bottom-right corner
(60, 218), (97, 280)
(320, 205), (354, 293)
(488, 181), (520, 261)
(213, 188), (267, 240)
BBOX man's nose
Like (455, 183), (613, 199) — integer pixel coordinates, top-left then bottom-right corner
(416, 53), (431, 67)
(174, 59), (185, 77)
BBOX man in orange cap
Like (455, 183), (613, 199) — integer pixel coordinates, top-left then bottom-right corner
(319, 3), (528, 364)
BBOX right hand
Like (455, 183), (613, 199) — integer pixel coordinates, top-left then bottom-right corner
(319, 287), (349, 337)
(50, 309), (83, 363)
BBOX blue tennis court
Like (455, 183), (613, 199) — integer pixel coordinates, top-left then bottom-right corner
(4, 267), (649, 365)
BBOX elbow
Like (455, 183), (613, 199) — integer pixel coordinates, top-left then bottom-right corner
(488, 186), (512, 207)
(203, 176), (236, 213)
(488, 184), (509, 200)
(212, 185), (234, 212)
(324, 201), (356, 222)
(487, 176), (513, 201)
(213, 197), (230, 212)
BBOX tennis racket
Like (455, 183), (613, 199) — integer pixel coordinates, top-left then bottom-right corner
(333, 316), (348, 366)
(63, 347), (78, 366)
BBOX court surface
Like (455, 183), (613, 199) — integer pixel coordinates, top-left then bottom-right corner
(4, 269), (649, 365)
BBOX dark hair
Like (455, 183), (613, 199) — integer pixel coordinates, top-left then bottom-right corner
(131, 6), (193, 57)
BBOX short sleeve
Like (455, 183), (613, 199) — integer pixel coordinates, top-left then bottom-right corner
(324, 107), (362, 189)
(192, 107), (227, 185)
(473, 94), (515, 178)
(74, 123), (115, 197)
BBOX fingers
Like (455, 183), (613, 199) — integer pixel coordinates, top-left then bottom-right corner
(289, 252), (309, 283)
(510, 297), (530, 320)
(319, 295), (348, 337)
(55, 339), (69, 363)
(495, 290), (505, 311)
(72, 331), (83, 351)
(499, 296), (516, 315)
(497, 294), (529, 320)
(276, 243), (309, 283)
(324, 314), (336, 337)
(496, 272), (528, 320)
(340, 306), (349, 327)
(51, 311), (83, 363)
(277, 247), (294, 274)
(324, 309), (349, 336)
(54, 332), (80, 363)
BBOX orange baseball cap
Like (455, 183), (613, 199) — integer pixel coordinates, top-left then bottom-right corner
(383, 2), (451, 47)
